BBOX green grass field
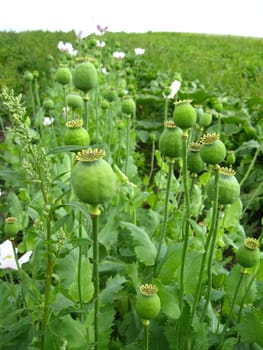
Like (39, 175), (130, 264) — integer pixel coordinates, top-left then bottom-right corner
(1, 30), (262, 97)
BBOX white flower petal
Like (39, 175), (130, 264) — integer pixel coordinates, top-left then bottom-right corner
(135, 48), (145, 56)
(43, 117), (54, 126)
(18, 251), (32, 266)
(0, 240), (18, 270)
(168, 80), (181, 98)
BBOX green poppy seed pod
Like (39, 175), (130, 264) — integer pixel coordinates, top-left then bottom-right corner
(187, 142), (206, 174)
(66, 94), (83, 109)
(72, 61), (98, 93)
(64, 119), (89, 147)
(136, 284), (161, 321)
(159, 120), (183, 159)
(42, 99), (54, 111)
(103, 87), (118, 103)
(117, 119), (125, 130)
(206, 167), (240, 205)
(213, 102), (223, 113)
(226, 150), (236, 166)
(24, 71), (34, 82)
(118, 88), (126, 97)
(4, 217), (20, 237)
(55, 65), (72, 85)
(101, 99), (110, 111)
(71, 148), (116, 205)
(121, 96), (136, 115)
(199, 112), (213, 128)
(236, 237), (261, 268)
(200, 133), (226, 165)
(173, 99), (197, 129)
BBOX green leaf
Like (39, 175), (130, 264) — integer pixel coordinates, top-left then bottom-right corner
(224, 264), (257, 314)
(56, 248), (94, 303)
(101, 274), (126, 304)
(223, 198), (243, 229)
(120, 221), (157, 266)
(7, 191), (23, 224)
(184, 251), (203, 295)
(98, 304), (116, 349)
(157, 283), (180, 319)
(237, 307), (263, 347)
(50, 315), (88, 348)
(0, 315), (33, 349)
(157, 242), (183, 283)
(69, 257), (94, 303)
(99, 208), (119, 249)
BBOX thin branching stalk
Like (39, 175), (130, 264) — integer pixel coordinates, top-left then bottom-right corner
(63, 86), (68, 121)
(240, 145), (261, 187)
(28, 80), (36, 118)
(190, 171), (219, 324)
(218, 270), (245, 348)
(78, 211), (83, 318)
(143, 320), (150, 350)
(91, 205), (101, 350)
(237, 267), (259, 323)
(41, 214), (53, 350)
(148, 135), (156, 186)
(154, 158), (174, 276)
(179, 131), (191, 309)
(164, 97), (168, 123)
(201, 204), (221, 320)
(83, 94), (89, 129)
(125, 115), (131, 174)
(243, 180), (263, 215)
(95, 85), (100, 143)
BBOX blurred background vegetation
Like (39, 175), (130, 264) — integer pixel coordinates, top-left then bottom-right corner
(0, 30), (262, 98)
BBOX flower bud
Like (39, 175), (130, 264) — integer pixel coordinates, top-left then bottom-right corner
(4, 217), (20, 237)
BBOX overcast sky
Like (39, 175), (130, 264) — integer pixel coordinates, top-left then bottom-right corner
(1, 0), (263, 38)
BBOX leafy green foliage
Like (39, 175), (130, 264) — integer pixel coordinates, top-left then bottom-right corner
(0, 27), (262, 350)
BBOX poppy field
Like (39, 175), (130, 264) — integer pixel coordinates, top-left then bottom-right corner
(0, 27), (263, 350)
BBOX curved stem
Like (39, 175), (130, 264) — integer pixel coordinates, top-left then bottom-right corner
(95, 86), (99, 143)
(164, 98), (168, 122)
(63, 86), (68, 122)
(201, 206), (220, 321)
(218, 271), (245, 348)
(154, 158), (174, 276)
(78, 211), (83, 318)
(28, 81), (36, 118)
(148, 138), (156, 186)
(143, 320), (150, 350)
(200, 167), (220, 320)
(41, 215), (53, 350)
(190, 171), (219, 323)
(179, 131), (191, 309)
(125, 115), (131, 174)
(240, 146), (260, 187)
(34, 79), (41, 110)
(83, 94), (89, 130)
(242, 179), (263, 215)
(237, 268), (258, 323)
(91, 205), (101, 350)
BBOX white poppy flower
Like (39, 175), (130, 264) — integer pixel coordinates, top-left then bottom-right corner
(113, 51), (125, 60)
(43, 117), (54, 126)
(0, 240), (32, 270)
(134, 48), (145, 56)
(167, 80), (181, 99)
(96, 40), (106, 48)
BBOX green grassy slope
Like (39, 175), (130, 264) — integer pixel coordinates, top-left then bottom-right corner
(0, 30), (262, 97)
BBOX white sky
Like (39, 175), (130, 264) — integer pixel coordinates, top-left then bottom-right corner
(1, 0), (263, 38)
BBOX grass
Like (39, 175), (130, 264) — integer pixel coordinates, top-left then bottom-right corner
(0, 30), (262, 97)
